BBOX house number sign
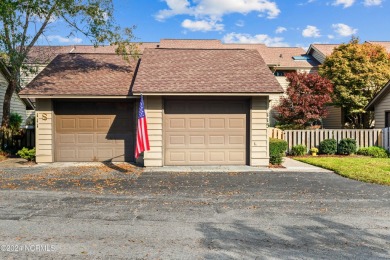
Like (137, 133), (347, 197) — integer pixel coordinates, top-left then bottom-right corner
(41, 113), (48, 121)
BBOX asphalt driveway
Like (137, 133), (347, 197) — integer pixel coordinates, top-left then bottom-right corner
(0, 164), (389, 259)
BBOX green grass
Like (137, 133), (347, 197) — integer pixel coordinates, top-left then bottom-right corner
(295, 156), (390, 186)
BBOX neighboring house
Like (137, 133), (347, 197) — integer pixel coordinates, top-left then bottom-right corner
(0, 64), (34, 127)
(366, 41), (390, 52)
(306, 41), (390, 129)
(306, 43), (344, 129)
(19, 47), (283, 166)
(365, 80), (390, 129)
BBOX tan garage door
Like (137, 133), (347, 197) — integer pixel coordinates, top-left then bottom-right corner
(164, 99), (248, 165)
(55, 101), (134, 162)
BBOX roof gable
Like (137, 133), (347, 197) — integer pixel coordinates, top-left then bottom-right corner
(19, 53), (136, 96)
(365, 80), (390, 111)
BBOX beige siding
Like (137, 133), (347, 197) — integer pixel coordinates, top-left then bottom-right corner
(250, 96), (269, 166)
(268, 76), (289, 127)
(0, 72), (27, 127)
(144, 96), (163, 166)
(322, 105), (343, 129)
(20, 64), (47, 88)
(374, 95), (390, 129)
(35, 99), (54, 163)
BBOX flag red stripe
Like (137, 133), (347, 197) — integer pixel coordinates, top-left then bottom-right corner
(135, 113), (150, 159)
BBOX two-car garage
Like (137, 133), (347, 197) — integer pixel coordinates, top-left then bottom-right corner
(53, 98), (249, 165)
(24, 48), (281, 166)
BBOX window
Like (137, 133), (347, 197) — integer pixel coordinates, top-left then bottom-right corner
(293, 55), (312, 61)
(385, 111), (390, 128)
(273, 70), (295, 76)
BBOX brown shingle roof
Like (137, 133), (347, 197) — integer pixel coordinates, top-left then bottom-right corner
(25, 46), (73, 64)
(71, 43), (159, 54)
(366, 41), (390, 52)
(159, 39), (223, 48)
(258, 47), (319, 68)
(19, 53), (136, 96)
(311, 44), (339, 57)
(159, 40), (318, 68)
(132, 48), (283, 94)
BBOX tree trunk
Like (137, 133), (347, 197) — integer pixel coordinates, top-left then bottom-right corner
(1, 79), (17, 129)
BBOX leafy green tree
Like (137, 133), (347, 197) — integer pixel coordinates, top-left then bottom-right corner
(0, 0), (137, 128)
(319, 38), (390, 128)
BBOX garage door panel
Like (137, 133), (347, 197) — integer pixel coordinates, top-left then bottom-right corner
(209, 118), (225, 129)
(168, 151), (186, 163)
(77, 134), (94, 144)
(209, 151), (225, 162)
(189, 119), (206, 129)
(228, 135), (245, 145)
(169, 118), (186, 129)
(60, 118), (76, 130)
(57, 148), (77, 161)
(189, 151), (205, 162)
(164, 99), (248, 165)
(229, 118), (246, 129)
(96, 118), (111, 129)
(77, 148), (95, 160)
(229, 151), (246, 162)
(58, 134), (76, 144)
(79, 118), (95, 130)
(55, 101), (134, 162)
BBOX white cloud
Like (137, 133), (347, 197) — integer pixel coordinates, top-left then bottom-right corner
(156, 0), (281, 21)
(181, 19), (224, 31)
(328, 34), (335, 39)
(47, 35), (82, 44)
(363, 0), (382, 6)
(235, 20), (245, 27)
(298, 0), (316, 6)
(222, 33), (289, 47)
(332, 23), (358, 36)
(332, 0), (355, 8)
(275, 26), (287, 34)
(302, 25), (321, 38)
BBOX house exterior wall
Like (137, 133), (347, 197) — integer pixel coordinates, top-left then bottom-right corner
(322, 105), (343, 129)
(0, 72), (27, 127)
(35, 99), (54, 163)
(142, 95), (270, 167)
(310, 50), (326, 64)
(20, 64), (47, 88)
(268, 76), (289, 126)
(143, 96), (164, 167)
(374, 95), (390, 129)
(250, 96), (269, 166)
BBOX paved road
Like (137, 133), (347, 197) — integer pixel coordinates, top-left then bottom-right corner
(0, 170), (389, 259)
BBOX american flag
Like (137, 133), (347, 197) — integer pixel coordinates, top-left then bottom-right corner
(135, 95), (150, 159)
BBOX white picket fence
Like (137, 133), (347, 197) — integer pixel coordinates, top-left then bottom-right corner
(268, 128), (384, 152)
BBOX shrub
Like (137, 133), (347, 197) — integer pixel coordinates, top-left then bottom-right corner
(357, 146), (388, 158)
(16, 147), (36, 161)
(290, 145), (307, 156)
(319, 139), (337, 155)
(338, 138), (357, 155)
(269, 138), (288, 165)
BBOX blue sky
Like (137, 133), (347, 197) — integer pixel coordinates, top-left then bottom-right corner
(41, 0), (389, 48)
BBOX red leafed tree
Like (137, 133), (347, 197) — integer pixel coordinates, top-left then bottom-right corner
(274, 72), (334, 127)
